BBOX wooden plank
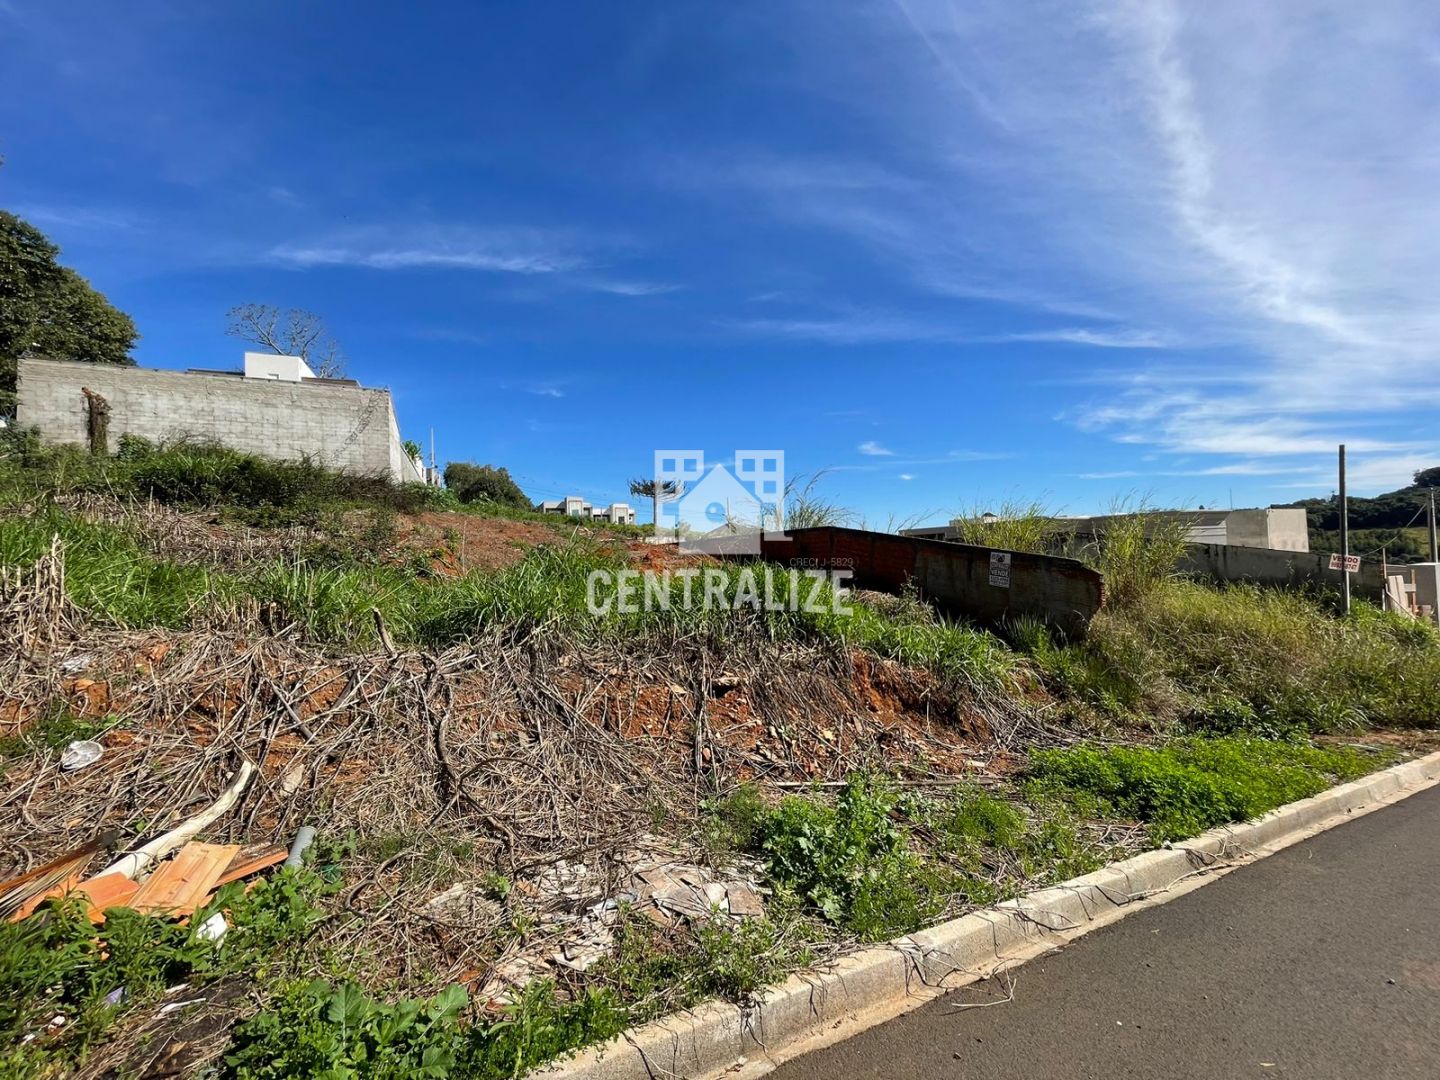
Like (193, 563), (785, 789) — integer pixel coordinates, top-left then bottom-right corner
(73, 873), (141, 922)
(130, 843), (240, 915)
(212, 845), (288, 888)
(11, 869), (83, 922)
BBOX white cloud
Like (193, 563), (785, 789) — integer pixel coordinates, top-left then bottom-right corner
(733, 312), (1168, 348)
(733, 2), (1440, 478)
(858, 440), (895, 456)
(899, 473), (916, 481)
(990, 328), (1171, 349)
(579, 278), (682, 296)
(14, 204), (138, 231)
(269, 226), (588, 275)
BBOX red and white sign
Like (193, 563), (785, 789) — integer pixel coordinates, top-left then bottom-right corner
(1329, 553), (1361, 573)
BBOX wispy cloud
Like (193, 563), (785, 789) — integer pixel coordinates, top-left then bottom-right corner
(830, 449), (1009, 473)
(733, 312), (1168, 348)
(898, 473), (916, 481)
(858, 440), (894, 456)
(578, 278), (682, 297)
(268, 226), (588, 275)
(990, 328), (1172, 349)
(500, 378), (570, 399)
(737, 2), (1440, 491)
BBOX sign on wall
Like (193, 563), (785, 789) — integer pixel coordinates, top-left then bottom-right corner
(989, 551), (1012, 589)
(1328, 553), (1361, 572)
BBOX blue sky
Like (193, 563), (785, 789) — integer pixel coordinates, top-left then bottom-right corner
(4, 1), (1438, 522)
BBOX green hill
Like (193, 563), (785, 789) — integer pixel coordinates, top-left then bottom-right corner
(1282, 466), (1439, 563)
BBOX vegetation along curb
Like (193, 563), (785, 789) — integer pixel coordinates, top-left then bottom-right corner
(546, 750), (1440, 1080)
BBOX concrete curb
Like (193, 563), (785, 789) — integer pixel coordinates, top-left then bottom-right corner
(548, 749), (1440, 1080)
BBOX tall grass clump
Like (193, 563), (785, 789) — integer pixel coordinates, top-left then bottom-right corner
(783, 472), (857, 530)
(0, 508), (221, 627)
(1021, 578), (1440, 733)
(948, 499), (1057, 554)
(1, 430), (443, 517)
(1080, 498), (1190, 606)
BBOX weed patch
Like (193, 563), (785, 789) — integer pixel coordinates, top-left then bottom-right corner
(0, 866), (334, 1076)
(1030, 736), (1389, 842)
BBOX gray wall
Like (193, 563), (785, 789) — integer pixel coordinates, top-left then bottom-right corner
(1179, 543), (1384, 599)
(17, 358), (424, 484)
(1224, 508), (1310, 552)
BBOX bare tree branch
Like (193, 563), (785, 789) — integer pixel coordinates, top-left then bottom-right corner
(225, 304), (347, 378)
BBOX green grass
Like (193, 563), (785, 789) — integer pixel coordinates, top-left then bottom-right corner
(709, 776), (1115, 941)
(0, 501), (1016, 693)
(1015, 580), (1440, 733)
(1030, 735), (1389, 842)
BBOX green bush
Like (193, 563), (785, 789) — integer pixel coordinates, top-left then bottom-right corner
(442, 462), (529, 508)
(1030, 736), (1386, 842)
(225, 979), (626, 1080)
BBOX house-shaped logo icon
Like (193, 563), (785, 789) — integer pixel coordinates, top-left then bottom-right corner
(653, 449), (785, 554)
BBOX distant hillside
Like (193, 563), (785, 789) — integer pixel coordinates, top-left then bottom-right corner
(1281, 466), (1438, 563)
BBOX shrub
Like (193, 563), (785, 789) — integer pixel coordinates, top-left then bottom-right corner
(442, 462), (529, 508)
(743, 775), (949, 940)
(0, 867), (333, 1075)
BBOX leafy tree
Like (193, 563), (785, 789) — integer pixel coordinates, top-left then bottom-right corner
(225, 303), (345, 378)
(443, 462), (529, 507)
(0, 211), (138, 414)
(1414, 466), (1440, 490)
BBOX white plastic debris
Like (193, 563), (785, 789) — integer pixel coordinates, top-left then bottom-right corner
(60, 654), (94, 675)
(196, 912), (228, 944)
(60, 740), (103, 772)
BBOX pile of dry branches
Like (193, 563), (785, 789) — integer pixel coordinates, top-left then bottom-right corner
(0, 538), (1021, 992)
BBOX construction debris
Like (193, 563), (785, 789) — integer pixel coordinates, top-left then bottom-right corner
(0, 829), (120, 921)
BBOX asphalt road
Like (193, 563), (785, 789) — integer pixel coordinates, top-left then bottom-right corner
(770, 783), (1440, 1080)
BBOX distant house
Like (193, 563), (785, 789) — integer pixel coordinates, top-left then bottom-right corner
(16, 352), (427, 485)
(536, 495), (636, 525)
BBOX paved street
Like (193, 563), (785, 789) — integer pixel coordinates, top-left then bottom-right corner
(771, 783), (1440, 1080)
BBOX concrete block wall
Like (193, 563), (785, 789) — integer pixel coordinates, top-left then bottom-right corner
(17, 358), (422, 484)
(1179, 542), (1385, 600)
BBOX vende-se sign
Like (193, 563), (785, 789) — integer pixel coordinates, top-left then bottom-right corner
(989, 551), (1012, 589)
(1329, 553), (1361, 572)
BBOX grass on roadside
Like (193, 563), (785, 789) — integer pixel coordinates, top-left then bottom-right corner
(1029, 735), (1391, 842)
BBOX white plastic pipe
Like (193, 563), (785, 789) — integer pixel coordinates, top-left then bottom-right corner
(101, 761), (256, 880)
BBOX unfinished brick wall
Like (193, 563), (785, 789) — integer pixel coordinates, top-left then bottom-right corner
(16, 358), (424, 484)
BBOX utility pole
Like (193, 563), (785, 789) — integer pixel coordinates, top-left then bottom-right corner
(1338, 443), (1350, 615)
(1429, 487), (1438, 564)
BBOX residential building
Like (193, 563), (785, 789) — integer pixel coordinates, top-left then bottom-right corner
(16, 353), (427, 484)
(536, 496), (635, 525)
